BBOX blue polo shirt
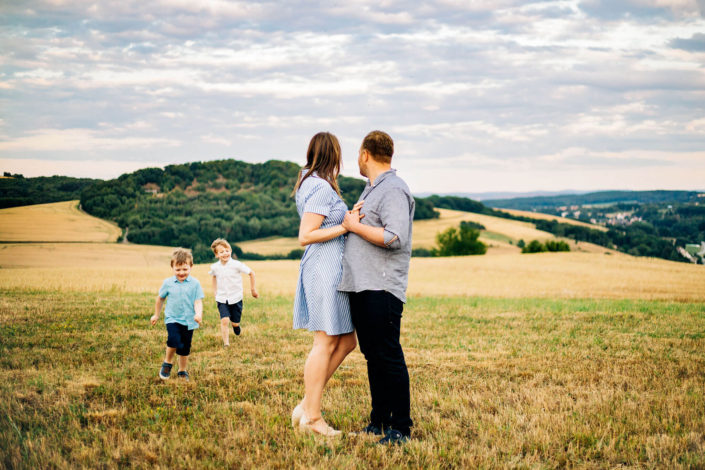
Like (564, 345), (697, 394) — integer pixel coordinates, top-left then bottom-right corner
(158, 275), (204, 330)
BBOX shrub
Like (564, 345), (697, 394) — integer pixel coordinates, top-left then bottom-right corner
(522, 239), (571, 253)
(435, 225), (487, 256)
(545, 240), (571, 252)
(522, 240), (547, 253)
(411, 247), (435, 257)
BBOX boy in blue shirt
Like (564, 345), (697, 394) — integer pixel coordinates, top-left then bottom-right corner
(150, 248), (204, 381)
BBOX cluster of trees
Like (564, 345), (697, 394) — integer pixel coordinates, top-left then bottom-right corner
(428, 194), (691, 262)
(80, 159), (438, 263)
(520, 239), (571, 253)
(635, 203), (705, 247)
(0, 174), (99, 209)
(413, 221), (487, 257)
(532, 219), (683, 261)
(81, 161), (305, 262)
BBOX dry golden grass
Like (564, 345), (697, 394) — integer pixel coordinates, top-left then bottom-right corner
(2, 247), (704, 301)
(1, 290), (703, 468)
(238, 208), (558, 255)
(237, 236), (302, 256)
(0, 200), (121, 242)
(2, 204), (705, 468)
(0, 242), (174, 269)
(415, 209), (554, 247)
(498, 208), (610, 232)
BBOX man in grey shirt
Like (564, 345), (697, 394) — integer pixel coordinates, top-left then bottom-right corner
(339, 130), (415, 445)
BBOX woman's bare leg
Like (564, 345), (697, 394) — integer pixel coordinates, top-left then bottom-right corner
(324, 331), (356, 383)
(302, 332), (340, 430)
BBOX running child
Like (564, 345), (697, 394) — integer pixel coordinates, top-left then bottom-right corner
(150, 248), (204, 381)
(209, 238), (258, 346)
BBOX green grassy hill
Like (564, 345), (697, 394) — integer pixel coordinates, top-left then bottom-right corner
(79, 159), (438, 262)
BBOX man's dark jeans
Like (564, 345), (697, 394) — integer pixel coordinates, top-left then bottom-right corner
(350, 290), (413, 435)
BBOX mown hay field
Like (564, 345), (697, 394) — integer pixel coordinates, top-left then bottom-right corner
(238, 208), (571, 256)
(0, 201), (121, 243)
(2, 244), (704, 301)
(1, 202), (705, 468)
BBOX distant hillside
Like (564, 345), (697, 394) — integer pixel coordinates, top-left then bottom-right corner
(416, 190), (587, 201)
(0, 174), (99, 209)
(484, 190), (700, 210)
(80, 159), (438, 262)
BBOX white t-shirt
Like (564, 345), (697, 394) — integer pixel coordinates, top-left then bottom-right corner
(208, 258), (252, 304)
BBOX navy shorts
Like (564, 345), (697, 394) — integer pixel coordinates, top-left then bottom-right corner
(166, 322), (194, 356)
(217, 300), (243, 323)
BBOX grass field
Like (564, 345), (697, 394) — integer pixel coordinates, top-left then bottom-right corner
(0, 201), (121, 243)
(1, 290), (704, 468)
(1, 201), (705, 468)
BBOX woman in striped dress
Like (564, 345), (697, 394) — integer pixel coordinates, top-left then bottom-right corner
(291, 132), (361, 436)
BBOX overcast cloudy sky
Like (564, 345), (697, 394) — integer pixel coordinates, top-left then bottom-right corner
(1, 0), (704, 194)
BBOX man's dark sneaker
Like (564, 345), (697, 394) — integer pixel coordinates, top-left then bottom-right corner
(361, 424), (384, 435)
(233, 325), (241, 336)
(159, 362), (173, 380)
(378, 429), (410, 445)
(177, 371), (190, 381)
(350, 423), (383, 436)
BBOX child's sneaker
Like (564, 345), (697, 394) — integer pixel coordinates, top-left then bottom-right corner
(177, 371), (190, 381)
(159, 362), (172, 380)
(233, 325), (241, 336)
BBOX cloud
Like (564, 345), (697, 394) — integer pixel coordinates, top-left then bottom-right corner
(669, 32), (705, 50)
(0, 128), (180, 152)
(0, 157), (154, 179)
(1, 0), (704, 192)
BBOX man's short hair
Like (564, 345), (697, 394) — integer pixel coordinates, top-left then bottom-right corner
(362, 130), (394, 164)
(170, 248), (194, 267)
(210, 238), (231, 255)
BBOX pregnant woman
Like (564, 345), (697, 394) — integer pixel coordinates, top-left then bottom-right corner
(291, 132), (361, 436)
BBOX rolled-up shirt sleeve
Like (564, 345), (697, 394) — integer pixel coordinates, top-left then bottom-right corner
(379, 188), (411, 250)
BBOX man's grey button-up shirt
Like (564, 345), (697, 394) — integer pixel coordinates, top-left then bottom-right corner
(338, 170), (415, 303)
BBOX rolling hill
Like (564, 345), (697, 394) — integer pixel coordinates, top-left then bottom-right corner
(237, 208), (616, 257)
(1, 199), (703, 301)
(0, 200), (121, 243)
(78, 159), (438, 262)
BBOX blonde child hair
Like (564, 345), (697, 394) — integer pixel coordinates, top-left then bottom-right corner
(170, 248), (194, 267)
(210, 238), (234, 257)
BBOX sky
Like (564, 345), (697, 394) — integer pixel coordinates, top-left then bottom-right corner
(1, 0), (704, 194)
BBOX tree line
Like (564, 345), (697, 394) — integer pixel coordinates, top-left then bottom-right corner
(79, 159), (439, 262)
(0, 174), (99, 209)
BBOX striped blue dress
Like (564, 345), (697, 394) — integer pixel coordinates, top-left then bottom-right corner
(293, 172), (353, 335)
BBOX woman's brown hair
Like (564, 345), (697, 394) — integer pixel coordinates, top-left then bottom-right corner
(292, 132), (342, 196)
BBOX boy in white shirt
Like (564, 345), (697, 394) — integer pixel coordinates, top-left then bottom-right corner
(209, 238), (259, 346)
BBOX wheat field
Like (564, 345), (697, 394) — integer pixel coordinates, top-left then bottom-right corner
(0, 200), (121, 243)
(1, 247), (704, 302)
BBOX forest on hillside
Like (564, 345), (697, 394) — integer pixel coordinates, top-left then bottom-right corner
(428, 195), (698, 262)
(79, 159), (438, 261)
(483, 190), (701, 210)
(3, 162), (699, 264)
(0, 174), (99, 209)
